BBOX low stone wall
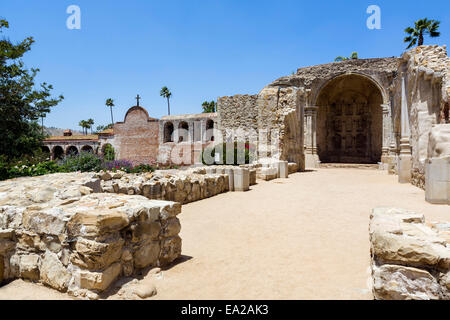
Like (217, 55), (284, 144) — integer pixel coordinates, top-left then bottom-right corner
(100, 170), (230, 204)
(0, 173), (181, 299)
(370, 207), (450, 300)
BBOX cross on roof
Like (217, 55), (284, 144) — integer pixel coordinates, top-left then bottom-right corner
(136, 94), (141, 106)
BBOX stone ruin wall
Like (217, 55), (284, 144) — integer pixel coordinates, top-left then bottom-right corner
(0, 173), (182, 299)
(394, 45), (450, 189)
(268, 57), (398, 168)
(217, 88), (304, 170)
(157, 113), (218, 166)
(370, 207), (450, 300)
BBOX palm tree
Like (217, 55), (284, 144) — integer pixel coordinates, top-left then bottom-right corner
(335, 52), (358, 62)
(160, 86), (172, 115)
(79, 120), (87, 135)
(87, 118), (94, 134)
(105, 98), (115, 126)
(404, 18), (440, 49)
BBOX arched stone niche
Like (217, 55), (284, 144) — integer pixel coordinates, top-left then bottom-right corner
(314, 73), (385, 164)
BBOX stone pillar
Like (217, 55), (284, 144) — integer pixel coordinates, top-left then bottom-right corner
(233, 168), (249, 192)
(381, 104), (391, 161)
(278, 161), (289, 178)
(225, 167), (234, 191)
(398, 77), (412, 184)
(425, 156), (450, 205)
(189, 121), (194, 143)
(304, 106), (320, 168)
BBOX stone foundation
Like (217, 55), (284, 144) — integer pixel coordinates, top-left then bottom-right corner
(100, 169), (230, 204)
(370, 207), (450, 300)
(0, 173), (182, 299)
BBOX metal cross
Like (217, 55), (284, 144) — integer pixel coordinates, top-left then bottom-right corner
(136, 94), (141, 106)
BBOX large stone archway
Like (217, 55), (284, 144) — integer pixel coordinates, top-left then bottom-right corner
(314, 74), (385, 164)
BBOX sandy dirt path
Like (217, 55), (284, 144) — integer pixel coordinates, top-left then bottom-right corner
(1, 168), (448, 300)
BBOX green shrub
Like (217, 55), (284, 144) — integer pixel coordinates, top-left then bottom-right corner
(202, 142), (254, 165)
(129, 164), (155, 174)
(103, 144), (115, 161)
(60, 152), (103, 172)
(0, 156), (9, 180)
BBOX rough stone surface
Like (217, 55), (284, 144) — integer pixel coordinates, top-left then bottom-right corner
(0, 173), (183, 298)
(370, 207), (450, 300)
(100, 169), (229, 204)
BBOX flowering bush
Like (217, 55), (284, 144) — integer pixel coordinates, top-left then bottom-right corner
(104, 159), (134, 172)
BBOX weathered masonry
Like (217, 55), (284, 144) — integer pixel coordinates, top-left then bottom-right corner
(44, 45), (450, 203)
(217, 45), (450, 202)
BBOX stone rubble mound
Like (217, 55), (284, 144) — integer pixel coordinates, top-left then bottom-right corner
(370, 207), (450, 300)
(0, 172), (181, 299)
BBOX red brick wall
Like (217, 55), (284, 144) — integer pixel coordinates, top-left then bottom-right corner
(114, 106), (159, 164)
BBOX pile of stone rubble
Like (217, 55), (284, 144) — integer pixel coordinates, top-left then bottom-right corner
(0, 173), (181, 299)
(370, 207), (450, 300)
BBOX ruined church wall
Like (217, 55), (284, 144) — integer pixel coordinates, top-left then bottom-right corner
(217, 89), (304, 170)
(394, 45), (450, 188)
(114, 106), (160, 165)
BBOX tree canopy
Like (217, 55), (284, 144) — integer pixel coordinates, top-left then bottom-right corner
(335, 52), (358, 62)
(404, 18), (440, 49)
(0, 19), (63, 160)
(202, 100), (216, 113)
(160, 86), (172, 115)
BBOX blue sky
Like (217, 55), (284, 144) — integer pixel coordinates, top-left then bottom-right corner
(1, 0), (449, 130)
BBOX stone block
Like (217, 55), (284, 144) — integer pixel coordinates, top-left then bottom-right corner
(67, 210), (130, 238)
(425, 157), (450, 205)
(22, 208), (68, 236)
(288, 162), (299, 174)
(428, 124), (450, 158)
(40, 251), (71, 292)
(224, 168), (234, 191)
(19, 254), (40, 281)
(205, 167), (216, 174)
(83, 178), (103, 193)
(71, 237), (124, 270)
(78, 262), (122, 291)
(159, 236), (182, 265)
(233, 168), (249, 192)
(278, 161), (288, 178)
(0, 255), (3, 283)
(257, 167), (278, 181)
(133, 239), (160, 269)
(373, 264), (442, 300)
(370, 207), (450, 300)
(215, 167), (225, 174)
(398, 154), (412, 183)
(249, 169), (257, 186)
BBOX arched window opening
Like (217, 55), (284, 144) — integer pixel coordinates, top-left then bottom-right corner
(52, 146), (64, 160)
(81, 145), (94, 153)
(178, 121), (189, 143)
(206, 119), (214, 141)
(66, 146), (79, 156)
(164, 122), (174, 143)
